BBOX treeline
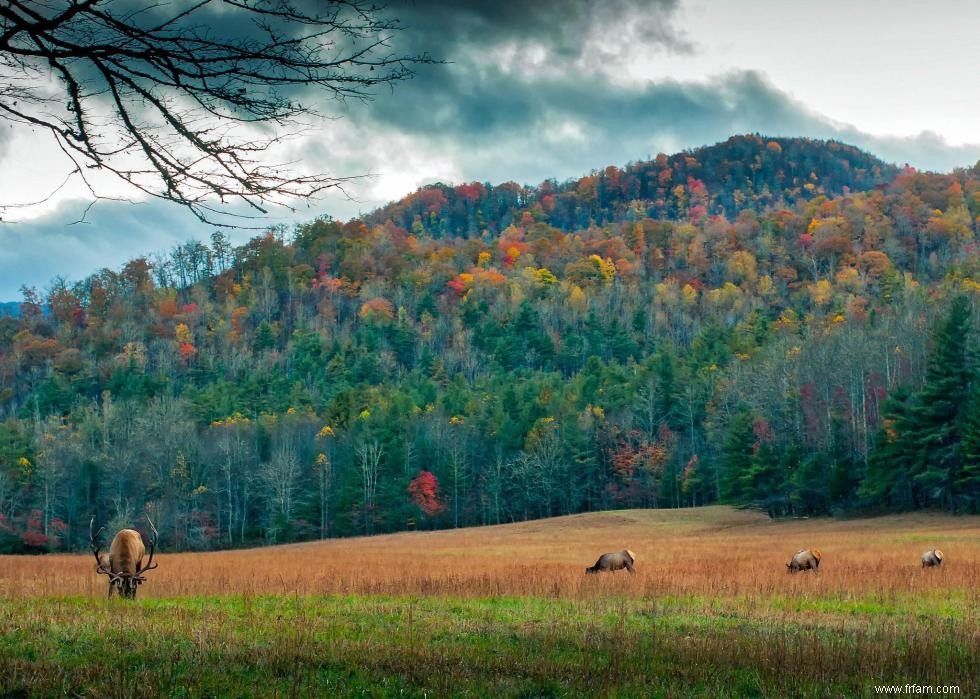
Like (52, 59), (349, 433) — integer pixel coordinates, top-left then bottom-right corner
(0, 136), (978, 553)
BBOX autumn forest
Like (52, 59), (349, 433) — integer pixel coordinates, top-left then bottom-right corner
(1, 134), (979, 553)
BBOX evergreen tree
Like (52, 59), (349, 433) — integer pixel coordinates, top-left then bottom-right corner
(790, 452), (832, 514)
(739, 442), (787, 515)
(719, 411), (756, 503)
(908, 296), (973, 508)
(254, 321), (276, 352)
(860, 387), (921, 510)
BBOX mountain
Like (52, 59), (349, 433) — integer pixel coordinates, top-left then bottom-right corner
(368, 134), (899, 236)
(0, 136), (978, 553)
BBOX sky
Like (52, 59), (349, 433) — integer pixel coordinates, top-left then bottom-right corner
(1, 0), (979, 298)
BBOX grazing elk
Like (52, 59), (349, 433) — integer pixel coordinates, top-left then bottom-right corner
(921, 549), (944, 568)
(90, 515), (159, 599)
(586, 549), (636, 574)
(786, 548), (821, 573)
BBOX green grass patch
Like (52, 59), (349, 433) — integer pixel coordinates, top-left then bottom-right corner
(0, 594), (976, 697)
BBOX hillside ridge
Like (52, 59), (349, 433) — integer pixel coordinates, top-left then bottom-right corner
(366, 134), (900, 235)
(0, 133), (978, 553)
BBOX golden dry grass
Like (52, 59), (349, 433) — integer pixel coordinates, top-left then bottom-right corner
(2, 506), (978, 602)
(2, 507), (978, 696)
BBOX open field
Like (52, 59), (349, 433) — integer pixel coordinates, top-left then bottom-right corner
(1, 506), (978, 696)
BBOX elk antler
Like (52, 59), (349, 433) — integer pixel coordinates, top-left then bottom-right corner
(89, 515), (111, 577)
(139, 513), (159, 574)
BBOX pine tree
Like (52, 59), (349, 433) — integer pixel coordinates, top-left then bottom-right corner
(790, 452), (833, 514)
(720, 411), (756, 503)
(740, 442), (788, 516)
(655, 352), (680, 429)
(908, 295), (972, 508)
(858, 386), (917, 509)
(254, 321), (276, 352)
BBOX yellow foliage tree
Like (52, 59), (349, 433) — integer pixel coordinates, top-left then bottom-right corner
(809, 279), (834, 306)
(681, 283), (698, 306)
(774, 309), (800, 333)
(175, 322), (192, 343)
(706, 282), (742, 310)
(835, 266), (861, 292)
(522, 266), (558, 287)
(757, 275), (775, 297)
(588, 255), (617, 285)
(726, 250), (758, 283)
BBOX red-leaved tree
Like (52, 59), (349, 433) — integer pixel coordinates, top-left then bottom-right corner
(408, 471), (445, 516)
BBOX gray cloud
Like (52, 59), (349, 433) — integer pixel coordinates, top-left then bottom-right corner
(323, 62), (980, 192)
(386, 0), (692, 59)
(318, 1), (979, 186)
(835, 129), (980, 172)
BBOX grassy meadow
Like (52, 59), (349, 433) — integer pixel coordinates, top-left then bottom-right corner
(1, 506), (977, 697)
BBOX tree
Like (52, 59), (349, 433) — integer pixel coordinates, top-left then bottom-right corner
(859, 387), (916, 510)
(407, 470), (444, 518)
(261, 441), (300, 542)
(719, 411), (756, 503)
(313, 452), (333, 538)
(212, 413), (256, 545)
(447, 428), (467, 528)
(858, 297), (977, 512)
(355, 439), (382, 535)
(907, 295), (974, 508)
(0, 1), (430, 224)
(30, 416), (74, 545)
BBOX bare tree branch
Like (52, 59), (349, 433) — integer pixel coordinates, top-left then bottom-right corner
(0, 0), (432, 226)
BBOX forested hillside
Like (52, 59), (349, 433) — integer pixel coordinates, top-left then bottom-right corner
(1, 134), (978, 553)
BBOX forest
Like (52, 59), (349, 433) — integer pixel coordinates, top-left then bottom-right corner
(1, 134), (978, 553)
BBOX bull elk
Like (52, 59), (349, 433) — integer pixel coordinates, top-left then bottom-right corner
(90, 515), (159, 599)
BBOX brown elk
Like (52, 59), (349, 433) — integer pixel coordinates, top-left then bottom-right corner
(786, 548), (821, 573)
(585, 549), (636, 574)
(90, 515), (159, 599)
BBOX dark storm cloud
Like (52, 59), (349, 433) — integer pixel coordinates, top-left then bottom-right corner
(338, 69), (809, 187)
(386, 0), (692, 59)
(329, 55), (978, 190)
(363, 0), (691, 129)
(318, 0), (979, 185)
(367, 67), (807, 148)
